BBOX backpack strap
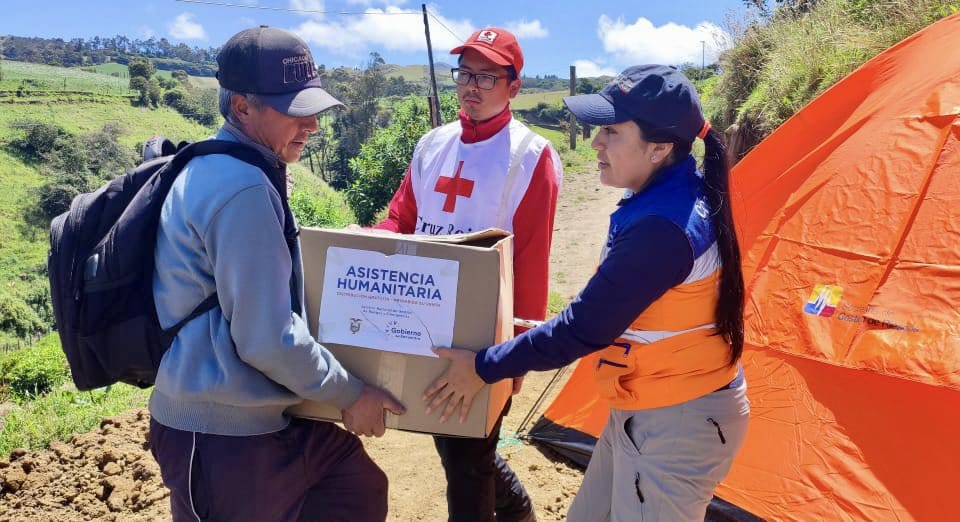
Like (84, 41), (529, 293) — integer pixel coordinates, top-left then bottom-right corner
(159, 292), (220, 347)
(156, 140), (282, 337)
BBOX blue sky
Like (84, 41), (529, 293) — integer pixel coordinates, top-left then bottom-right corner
(1, 0), (755, 77)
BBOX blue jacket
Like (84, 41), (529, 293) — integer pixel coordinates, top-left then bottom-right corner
(477, 155), (741, 390)
(150, 127), (364, 435)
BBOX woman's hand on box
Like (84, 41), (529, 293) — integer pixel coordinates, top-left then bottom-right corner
(424, 347), (486, 423)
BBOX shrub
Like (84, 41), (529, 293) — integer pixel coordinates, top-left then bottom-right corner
(27, 182), (79, 225)
(163, 87), (187, 108)
(0, 291), (45, 339)
(0, 335), (69, 401)
(289, 187), (355, 228)
(9, 121), (67, 161)
(158, 76), (180, 90)
(81, 122), (137, 178)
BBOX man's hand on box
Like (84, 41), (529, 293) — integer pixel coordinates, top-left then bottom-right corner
(342, 385), (406, 437)
(423, 347), (486, 423)
(511, 376), (524, 395)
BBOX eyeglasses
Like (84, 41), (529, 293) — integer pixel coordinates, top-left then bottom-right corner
(451, 68), (502, 90)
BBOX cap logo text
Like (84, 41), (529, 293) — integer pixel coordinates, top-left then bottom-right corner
(477, 30), (498, 44)
(616, 74), (636, 94)
(282, 54), (317, 84)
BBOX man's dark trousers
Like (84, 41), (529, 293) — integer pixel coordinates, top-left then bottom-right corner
(150, 417), (388, 522)
(433, 398), (534, 522)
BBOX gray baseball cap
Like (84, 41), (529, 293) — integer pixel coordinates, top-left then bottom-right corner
(216, 26), (343, 117)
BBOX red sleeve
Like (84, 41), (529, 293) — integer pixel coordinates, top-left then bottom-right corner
(511, 146), (560, 335)
(373, 166), (417, 233)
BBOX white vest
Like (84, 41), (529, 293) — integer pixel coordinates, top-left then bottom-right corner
(408, 119), (555, 235)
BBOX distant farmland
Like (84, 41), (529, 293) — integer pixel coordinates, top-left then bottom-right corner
(512, 90), (566, 110)
(0, 60), (134, 96)
(84, 62), (219, 89)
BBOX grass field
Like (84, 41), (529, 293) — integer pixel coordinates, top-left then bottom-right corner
(529, 123), (597, 174)
(83, 62), (219, 89)
(383, 62), (456, 85)
(512, 90), (566, 110)
(1, 60), (133, 96)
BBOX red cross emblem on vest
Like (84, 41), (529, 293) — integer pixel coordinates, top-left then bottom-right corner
(434, 160), (474, 213)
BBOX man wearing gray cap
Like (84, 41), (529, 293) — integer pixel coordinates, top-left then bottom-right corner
(147, 26), (403, 521)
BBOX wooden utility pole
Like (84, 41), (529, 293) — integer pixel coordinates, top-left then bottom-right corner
(422, 4), (442, 127)
(569, 65), (577, 150)
(700, 40), (706, 82)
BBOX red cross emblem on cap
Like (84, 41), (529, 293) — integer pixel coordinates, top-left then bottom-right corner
(477, 30), (498, 44)
(434, 160), (474, 212)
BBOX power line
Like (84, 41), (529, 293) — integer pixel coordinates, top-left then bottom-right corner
(174, 0), (465, 43)
(427, 12), (464, 43)
(174, 0), (416, 16)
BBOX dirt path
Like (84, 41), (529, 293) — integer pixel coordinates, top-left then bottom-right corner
(0, 164), (622, 521)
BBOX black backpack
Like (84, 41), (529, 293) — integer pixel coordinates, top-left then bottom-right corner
(48, 139), (277, 391)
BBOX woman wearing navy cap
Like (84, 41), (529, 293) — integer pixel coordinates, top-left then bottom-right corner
(424, 65), (750, 521)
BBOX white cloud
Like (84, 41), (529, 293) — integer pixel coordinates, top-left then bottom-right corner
(290, 0), (325, 20)
(346, 0), (406, 5)
(597, 15), (731, 66)
(573, 59), (617, 78)
(292, 6), (473, 57)
(503, 19), (548, 39)
(169, 13), (207, 40)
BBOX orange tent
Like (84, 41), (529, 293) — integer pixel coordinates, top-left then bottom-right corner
(527, 13), (960, 520)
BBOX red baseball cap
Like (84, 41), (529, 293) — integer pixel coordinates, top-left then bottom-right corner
(450, 28), (524, 75)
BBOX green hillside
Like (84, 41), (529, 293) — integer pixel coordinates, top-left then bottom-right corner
(0, 100), (214, 345)
(1, 60), (133, 96)
(382, 62), (456, 86)
(0, 66), (351, 345)
(82, 62), (219, 89)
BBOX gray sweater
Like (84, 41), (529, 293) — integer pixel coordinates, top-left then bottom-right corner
(149, 127), (364, 435)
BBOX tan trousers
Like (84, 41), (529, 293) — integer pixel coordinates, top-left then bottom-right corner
(567, 380), (750, 522)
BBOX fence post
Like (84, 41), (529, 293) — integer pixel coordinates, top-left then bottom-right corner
(569, 65), (577, 150)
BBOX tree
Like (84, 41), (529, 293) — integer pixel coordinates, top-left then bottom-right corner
(577, 78), (604, 94)
(129, 76), (149, 105)
(163, 88), (187, 108)
(346, 94), (458, 224)
(158, 76), (179, 90)
(127, 57), (155, 82)
(329, 52), (388, 189)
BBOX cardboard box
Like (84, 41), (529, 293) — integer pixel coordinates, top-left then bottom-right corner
(287, 227), (514, 438)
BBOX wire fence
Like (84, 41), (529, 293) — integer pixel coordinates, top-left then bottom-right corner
(0, 332), (44, 354)
(0, 60), (137, 97)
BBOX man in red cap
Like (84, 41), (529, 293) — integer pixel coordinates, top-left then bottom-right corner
(375, 27), (561, 522)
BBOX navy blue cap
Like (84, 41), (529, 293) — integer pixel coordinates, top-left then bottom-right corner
(216, 26), (343, 117)
(563, 65), (707, 142)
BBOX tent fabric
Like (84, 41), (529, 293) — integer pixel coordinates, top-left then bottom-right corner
(527, 12), (960, 520)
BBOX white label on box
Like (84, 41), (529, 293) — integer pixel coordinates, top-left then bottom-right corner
(317, 246), (459, 358)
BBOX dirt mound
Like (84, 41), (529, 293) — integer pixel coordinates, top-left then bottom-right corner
(0, 409), (167, 522)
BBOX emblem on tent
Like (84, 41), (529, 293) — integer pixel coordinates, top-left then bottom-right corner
(349, 318), (362, 334)
(803, 284), (843, 317)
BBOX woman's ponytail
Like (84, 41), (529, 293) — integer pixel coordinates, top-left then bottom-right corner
(701, 128), (745, 364)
